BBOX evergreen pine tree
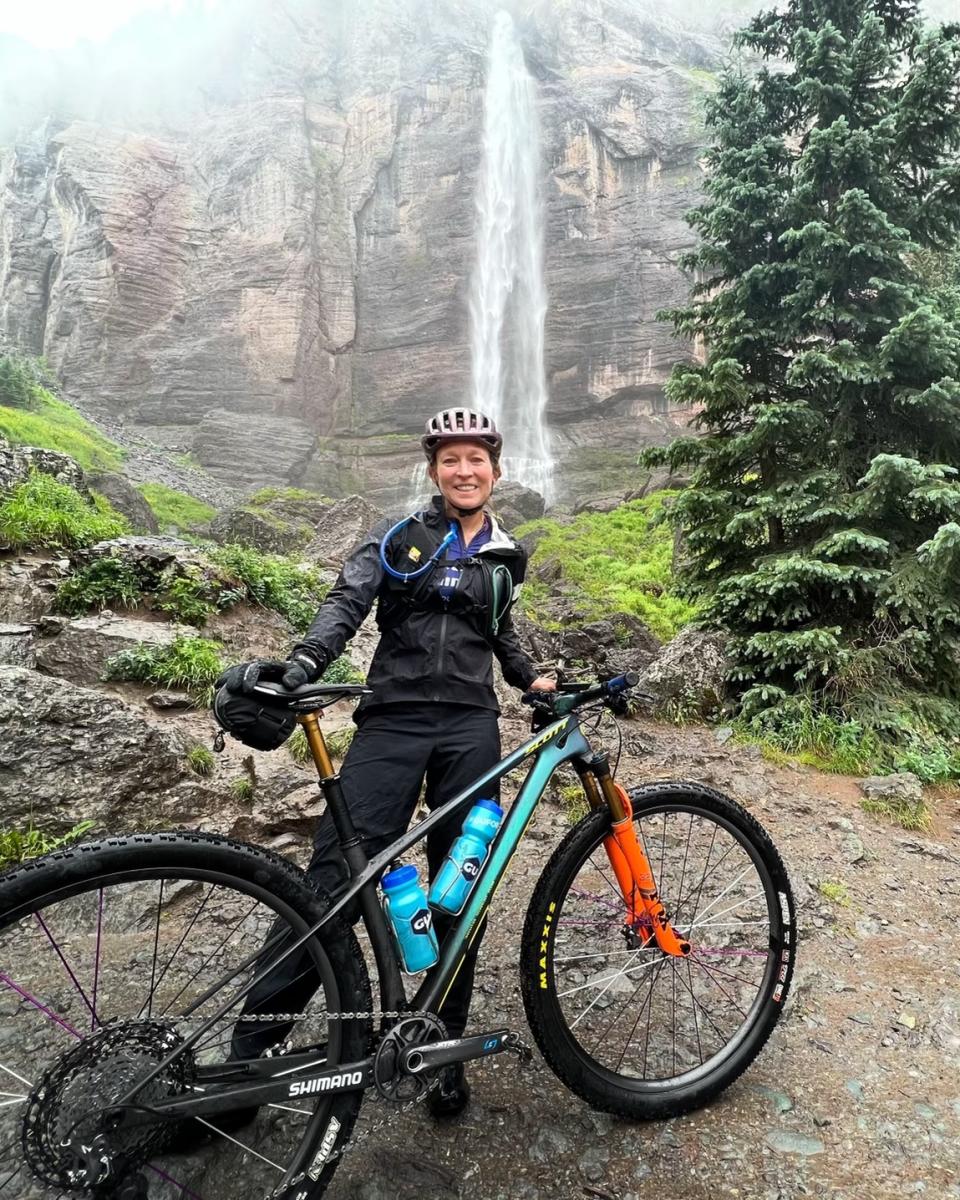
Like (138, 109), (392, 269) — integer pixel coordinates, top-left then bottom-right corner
(650, 1), (960, 766)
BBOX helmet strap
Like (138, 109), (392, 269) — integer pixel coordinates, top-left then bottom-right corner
(450, 501), (485, 517)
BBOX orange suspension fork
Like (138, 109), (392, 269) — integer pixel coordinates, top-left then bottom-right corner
(599, 777), (690, 958)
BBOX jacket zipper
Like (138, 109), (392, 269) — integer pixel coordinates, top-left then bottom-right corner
(433, 611), (448, 701)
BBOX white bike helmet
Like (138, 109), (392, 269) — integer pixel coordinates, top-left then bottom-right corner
(421, 408), (503, 461)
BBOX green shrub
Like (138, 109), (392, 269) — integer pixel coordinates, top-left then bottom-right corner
(154, 566), (220, 626)
(229, 777), (255, 802)
(321, 655), (364, 685)
(0, 473), (129, 550)
(0, 355), (41, 409)
(55, 555), (142, 615)
(137, 483), (216, 533)
(104, 635), (224, 705)
(516, 493), (697, 641)
(210, 544), (328, 632)
(0, 389), (124, 472)
(860, 793), (932, 833)
(325, 727), (355, 759)
(286, 726), (311, 765)
(0, 820), (94, 870)
(187, 745), (215, 776)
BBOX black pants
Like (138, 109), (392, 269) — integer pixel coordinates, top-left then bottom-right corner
(234, 703), (501, 1056)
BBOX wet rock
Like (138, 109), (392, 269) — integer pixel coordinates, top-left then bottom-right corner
(528, 1125), (575, 1162)
(764, 1131), (825, 1156)
(859, 772), (923, 803)
(147, 690), (195, 710)
(0, 436), (90, 498)
(493, 479), (545, 525)
(86, 470), (159, 533)
(0, 622), (35, 667)
(638, 626), (730, 717)
(0, 665), (198, 830)
(34, 612), (186, 687)
(210, 490), (331, 554)
(303, 496), (385, 567)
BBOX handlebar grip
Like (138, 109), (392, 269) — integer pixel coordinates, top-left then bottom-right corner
(605, 672), (640, 693)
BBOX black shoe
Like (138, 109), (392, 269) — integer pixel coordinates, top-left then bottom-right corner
(426, 1062), (471, 1119)
(166, 1104), (259, 1156)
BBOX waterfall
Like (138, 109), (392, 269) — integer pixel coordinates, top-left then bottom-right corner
(469, 10), (553, 504)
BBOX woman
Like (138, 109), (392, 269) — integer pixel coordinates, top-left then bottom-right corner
(222, 407), (554, 1118)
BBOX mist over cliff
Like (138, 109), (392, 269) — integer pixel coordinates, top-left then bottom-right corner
(0, 0), (898, 504)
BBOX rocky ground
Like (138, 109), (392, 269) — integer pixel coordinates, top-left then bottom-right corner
(324, 714), (960, 1200)
(1, 532), (959, 1199)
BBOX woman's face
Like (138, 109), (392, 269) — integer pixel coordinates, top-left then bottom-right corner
(428, 439), (500, 512)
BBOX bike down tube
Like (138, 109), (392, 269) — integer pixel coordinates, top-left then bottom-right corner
(120, 714), (584, 1105)
(413, 720), (593, 1017)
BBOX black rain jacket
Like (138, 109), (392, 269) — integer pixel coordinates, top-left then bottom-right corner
(293, 496), (538, 713)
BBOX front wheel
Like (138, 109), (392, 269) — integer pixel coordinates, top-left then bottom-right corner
(521, 781), (796, 1119)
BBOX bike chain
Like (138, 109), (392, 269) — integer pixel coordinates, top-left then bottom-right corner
(178, 1006), (532, 1175)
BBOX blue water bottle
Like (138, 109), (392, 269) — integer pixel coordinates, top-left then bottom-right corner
(381, 865), (439, 973)
(428, 798), (503, 916)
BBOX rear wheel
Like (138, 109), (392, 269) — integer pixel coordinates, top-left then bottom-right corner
(0, 831), (371, 1199)
(521, 782), (795, 1118)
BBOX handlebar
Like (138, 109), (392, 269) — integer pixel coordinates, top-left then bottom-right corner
(521, 672), (645, 717)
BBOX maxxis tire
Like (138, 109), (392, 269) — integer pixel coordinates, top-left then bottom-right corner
(0, 830), (372, 1200)
(520, 781), (796, 1120)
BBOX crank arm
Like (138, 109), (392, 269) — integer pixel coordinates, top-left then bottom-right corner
(400, 1028), (515, 1075)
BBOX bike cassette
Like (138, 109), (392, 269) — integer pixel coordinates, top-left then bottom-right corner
(372, 1014), (447, 1102)
(22, 1019), (193, 1191)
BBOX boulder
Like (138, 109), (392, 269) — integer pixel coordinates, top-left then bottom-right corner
(0, 666), (195, 830)
(0, 554), (68, 621)
(637, 626), (730, 717)
(560, 614), (661, 678)
(859, 772), (923, 803)
(493, 480), (545, 530)
(86, 470), (159, 533)
(0, 436), (90, 497)
(33, 613), (187, 687)
(210, 491), (331, 554)
(303, 496), (385, 567)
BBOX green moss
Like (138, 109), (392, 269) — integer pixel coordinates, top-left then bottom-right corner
(0, 473), (129, 550)
(816, 879), (851, 906)
(0, 390), (124, 472)
(137, 484), (216, 533)
(246, 487), (327, 506)
(516, 492), (698, 640)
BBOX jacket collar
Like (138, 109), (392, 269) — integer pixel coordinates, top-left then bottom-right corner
(421, 495), (521, 555)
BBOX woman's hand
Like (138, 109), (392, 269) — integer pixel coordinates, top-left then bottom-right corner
(528, 675), (557, 692)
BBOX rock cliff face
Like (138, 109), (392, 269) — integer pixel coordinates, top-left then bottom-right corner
(0, 0), (742, 505)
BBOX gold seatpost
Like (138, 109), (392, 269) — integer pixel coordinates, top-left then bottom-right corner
(298, 711), (335, 780)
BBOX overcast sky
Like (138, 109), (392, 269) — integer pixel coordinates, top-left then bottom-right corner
(0, 0), (214, 48)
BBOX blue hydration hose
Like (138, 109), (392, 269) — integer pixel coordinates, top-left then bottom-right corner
(379, 516), (458, 581)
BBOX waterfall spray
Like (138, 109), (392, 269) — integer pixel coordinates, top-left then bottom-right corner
(469, 10), (553, 503)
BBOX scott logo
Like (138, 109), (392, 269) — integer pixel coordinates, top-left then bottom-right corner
(412, 908), (433, 935)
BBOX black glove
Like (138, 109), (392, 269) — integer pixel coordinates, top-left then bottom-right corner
(280, 650), (322, 690)
(216, 652), (321, 696)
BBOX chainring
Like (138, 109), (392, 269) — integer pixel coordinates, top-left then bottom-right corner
(22, 1019), (194, 1191)
(372, 1014), (447, 1102)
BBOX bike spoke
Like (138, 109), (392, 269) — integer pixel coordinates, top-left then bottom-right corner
(33, 911), (99, 1028)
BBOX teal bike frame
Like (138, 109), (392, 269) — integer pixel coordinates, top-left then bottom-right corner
(118, 704), (602, 1116)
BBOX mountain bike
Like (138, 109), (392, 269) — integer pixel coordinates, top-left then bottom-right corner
(0, 673), (796, 1200)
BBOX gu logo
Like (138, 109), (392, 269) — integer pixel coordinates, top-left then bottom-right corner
(461, 857), (482, 880)
(412, 908), (433, 935)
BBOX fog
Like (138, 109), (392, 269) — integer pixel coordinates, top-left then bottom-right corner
(0, 0), (955, 145)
